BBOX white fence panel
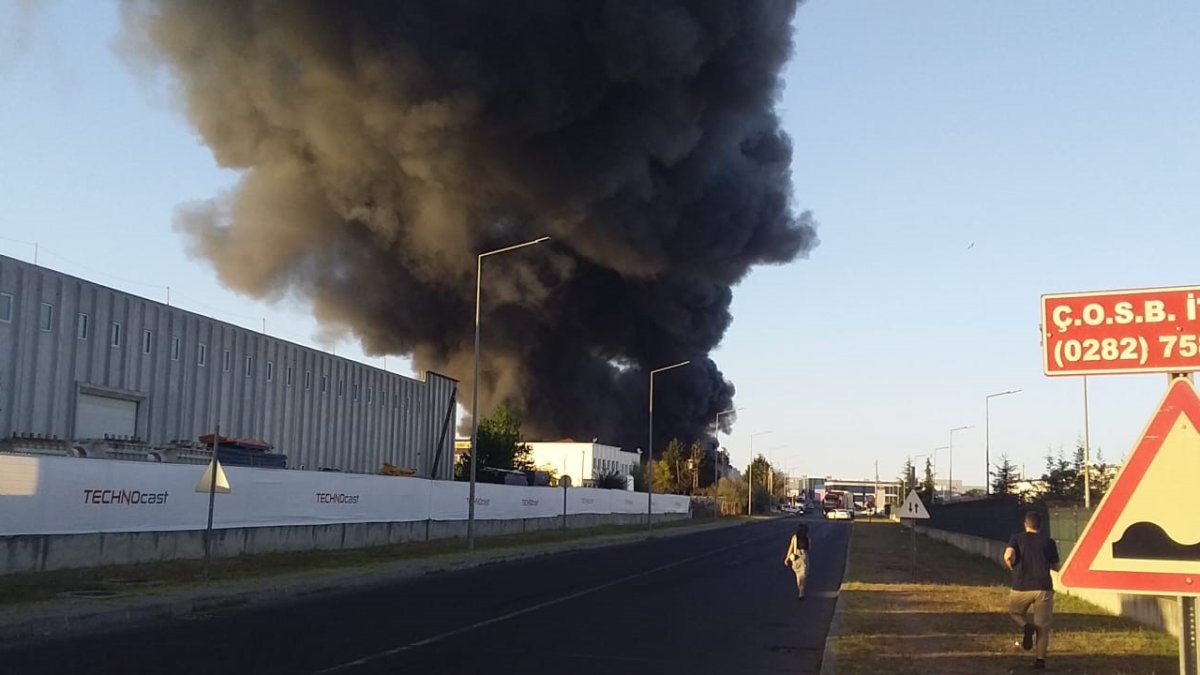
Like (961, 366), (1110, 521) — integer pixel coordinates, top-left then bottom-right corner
(0, 455), (690, 535)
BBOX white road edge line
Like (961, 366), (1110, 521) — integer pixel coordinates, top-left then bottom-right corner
(312, 529), (780, 674)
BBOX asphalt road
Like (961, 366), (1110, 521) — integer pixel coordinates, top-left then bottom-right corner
(3, 515), (851, 675)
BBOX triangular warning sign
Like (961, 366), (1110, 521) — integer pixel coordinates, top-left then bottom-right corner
(195, 459), (231, 494)
(900, 490), (930, 520)
(1061, 377), (1200, 596)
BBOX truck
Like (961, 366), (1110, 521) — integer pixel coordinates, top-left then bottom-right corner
(822, 490), (855, 520)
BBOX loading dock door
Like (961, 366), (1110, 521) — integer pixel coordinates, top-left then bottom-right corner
(75, 393), (138, 439)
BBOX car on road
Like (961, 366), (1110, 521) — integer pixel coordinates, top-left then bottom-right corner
(825, 508), (853, 521)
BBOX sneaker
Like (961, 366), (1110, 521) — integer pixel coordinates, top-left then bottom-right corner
(1033, 658), (1046, 670)
(1022, 623), (1036, 651)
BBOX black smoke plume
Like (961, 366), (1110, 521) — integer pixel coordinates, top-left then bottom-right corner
(120, 0), (817, 456)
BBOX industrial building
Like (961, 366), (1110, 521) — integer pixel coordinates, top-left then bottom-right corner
(525, 440), (640, 488)
(0, 254), (456, 477)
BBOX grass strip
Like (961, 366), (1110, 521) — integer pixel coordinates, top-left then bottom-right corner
(1, 516), (726, 606)
(830, 521), (1177, 675)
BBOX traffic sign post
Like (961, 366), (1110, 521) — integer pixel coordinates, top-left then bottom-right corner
(1056, 374), (1200, 673)
(900, 490), (930, 577)
(560, 475), (572, 535)
(196, 424), (232, 581)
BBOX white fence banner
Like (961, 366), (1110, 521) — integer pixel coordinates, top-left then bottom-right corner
(0, 455), (689, 536)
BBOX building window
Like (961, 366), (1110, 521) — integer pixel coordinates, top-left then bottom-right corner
(367, 387), (373, 404)
(266, 361), (274, 382)
(223, 350), (231, 372)
(381, 390), (387, 407)
(353, 383), (359, 400)
(171, 336), (181, 361)
(77, 313), (89, 340)
(38, 303), (53, 332)
(305, 370), (313, 390)
(143, 330), (153, 354)
(286, 366), (293, 386)
(0, 293), (11, 322)
(111, 322), (122, 347)
(321, 375), (328, 393)
(198, 343), (207, 367)
(338, 379), (345, 397)
(245, 356), (254, 378)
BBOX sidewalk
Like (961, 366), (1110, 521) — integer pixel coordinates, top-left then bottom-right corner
(824, 522), (1177, 675)
(0, 516), (752, 647)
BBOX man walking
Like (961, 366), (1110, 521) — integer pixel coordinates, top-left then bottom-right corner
(1004, 511), (1060, 670)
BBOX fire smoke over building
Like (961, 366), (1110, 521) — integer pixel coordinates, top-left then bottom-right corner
(120, 0), (818, 456)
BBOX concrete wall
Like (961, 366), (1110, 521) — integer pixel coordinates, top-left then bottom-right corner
(0, 512), (689, 575)
(0, 253), (457, 478)
(915, 523), (1180, 637)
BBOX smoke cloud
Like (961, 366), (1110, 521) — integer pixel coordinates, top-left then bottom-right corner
(120, 0), (817, 455)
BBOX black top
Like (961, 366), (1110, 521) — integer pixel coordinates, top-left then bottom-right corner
(1007, 532), (1060, 591)
(792, 533), (810, 551)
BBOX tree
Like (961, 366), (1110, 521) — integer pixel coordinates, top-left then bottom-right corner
(1041, 446), (1078, 501)
(454, 406), (532, 479)
(772, 469), (789, 502)
(652, 438), (691, 494)
(897, 458), (916, 498)
(919, 458), (936, 504)
(1090, 447), (1113, 501)
(717, 475), (747, 515)
(992, 454), (1019, 495)
(630, 456), (648, 492)
(593, 468), (628, 490)
(745, 454), (774, 513)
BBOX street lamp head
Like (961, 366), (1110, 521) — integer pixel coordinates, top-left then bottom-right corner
(951, 425), (973, 432)
(651, 360), (691, 375)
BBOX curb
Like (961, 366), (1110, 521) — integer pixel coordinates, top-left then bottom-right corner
(820, 522), (855, 675)
(0, 517), (751, 647)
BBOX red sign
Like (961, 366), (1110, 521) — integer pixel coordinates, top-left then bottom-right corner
(1042, 285), (1200, 376)
(1059, 378), (1200, 595)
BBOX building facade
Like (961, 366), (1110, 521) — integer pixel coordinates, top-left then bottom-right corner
(0, 254), (456, 478)
(525, 441), (640, 488)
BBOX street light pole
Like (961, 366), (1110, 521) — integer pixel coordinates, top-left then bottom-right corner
(984, 389), (1022, 495)
(933, 446), (949, 501)
(748, 431), (773, 515)
(948, 425), (973, 502)
(714, 407), (741, 518)
(647, 360), (691, 530)
(1083, 377), (1091, 509)
(467, 236), (550, 552)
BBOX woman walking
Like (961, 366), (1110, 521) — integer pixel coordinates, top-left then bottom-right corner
(783, 522), (811, 599)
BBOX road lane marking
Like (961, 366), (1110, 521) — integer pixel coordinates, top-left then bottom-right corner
(312, 532), (779, 674)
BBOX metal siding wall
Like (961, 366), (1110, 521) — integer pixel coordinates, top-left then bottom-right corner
(0, 255), (459, 478)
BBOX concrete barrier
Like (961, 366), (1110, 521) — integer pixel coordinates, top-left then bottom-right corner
(915, 523), (1180, 637)
(0, 512), (690, 575)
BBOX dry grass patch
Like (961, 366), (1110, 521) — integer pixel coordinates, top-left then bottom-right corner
(0, 516), (718, 606)
(831, 521), (1176, 675)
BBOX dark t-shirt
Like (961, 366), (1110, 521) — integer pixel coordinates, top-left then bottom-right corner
(1008, 532), (1060, 591)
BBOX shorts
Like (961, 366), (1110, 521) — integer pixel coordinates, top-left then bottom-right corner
(1009, 590), (1054, 627)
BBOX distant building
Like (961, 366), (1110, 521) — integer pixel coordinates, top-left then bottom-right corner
(524, 440), (640, 488)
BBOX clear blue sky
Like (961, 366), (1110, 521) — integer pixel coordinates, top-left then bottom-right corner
(3, 1), (1199, 487)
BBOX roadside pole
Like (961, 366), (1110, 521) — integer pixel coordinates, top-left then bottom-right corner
(1042, 287), (1200, 673)
(561, 475), (572, 535)
(196, 424), (231, 582)
(1173, 373), (1198, 675)
(900, 490), (930, 579)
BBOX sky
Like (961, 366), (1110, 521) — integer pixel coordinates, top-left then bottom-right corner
(3, 1), (1199, 489)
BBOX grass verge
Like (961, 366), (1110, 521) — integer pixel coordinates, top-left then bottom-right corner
(1, 516), (727, 607)
(830, 522), (1177, 675)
